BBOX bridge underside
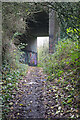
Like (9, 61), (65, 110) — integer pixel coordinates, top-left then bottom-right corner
(19, 10), (59, 66)
(19, 11), (49, 44)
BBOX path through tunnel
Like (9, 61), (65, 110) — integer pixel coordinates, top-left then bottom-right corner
(17, 9), (59, 66)
(19, 10), (49, 66)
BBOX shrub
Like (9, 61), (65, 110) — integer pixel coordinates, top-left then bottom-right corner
(42, 38), (79, 79)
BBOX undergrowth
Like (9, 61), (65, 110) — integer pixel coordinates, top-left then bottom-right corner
(41, 38), (80, 118)
(2, 45), (28, 119)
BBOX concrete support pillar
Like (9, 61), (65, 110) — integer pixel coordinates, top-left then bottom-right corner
(49, 9), (60, 53)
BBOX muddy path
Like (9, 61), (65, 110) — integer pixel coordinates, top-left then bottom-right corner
(6, 67), (79, 120)
(8, 67), (47, 119)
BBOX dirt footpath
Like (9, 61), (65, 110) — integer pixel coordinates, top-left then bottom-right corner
(8, 67), (47, 119)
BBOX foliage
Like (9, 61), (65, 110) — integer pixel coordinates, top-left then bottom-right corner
(2, 62), (28, 119)
(42, 38), (79, 76)
(40, 38), (80, 118)
(2, 4), (29, 118)
(55, 2), (80, 39)
(2, 2), (46, 39)
(2, 38), (28, 119)
(40, 2), (80, 39)
(37, 37), (49, 67)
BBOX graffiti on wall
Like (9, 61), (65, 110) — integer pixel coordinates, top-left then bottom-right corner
(19, 51), (37, 66)
(25, 51), (37, 66)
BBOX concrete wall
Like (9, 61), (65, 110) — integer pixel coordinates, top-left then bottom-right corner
(49, 9), (60, 53)
(30, 38), (37, 52)
(24, 38), (37, 66)
(25, 38), (37, 53)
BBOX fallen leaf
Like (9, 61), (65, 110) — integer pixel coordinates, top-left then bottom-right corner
(17, 113), (19, 115)
(9, 102), (13, 105)
(19, 104), (23, 106)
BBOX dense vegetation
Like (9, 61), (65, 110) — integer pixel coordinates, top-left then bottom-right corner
(37, 2), (80, 39)
(2, 45), (28, 119)
(37, 37), (79, 118)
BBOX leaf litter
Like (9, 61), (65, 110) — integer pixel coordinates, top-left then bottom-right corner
(7, 67), (79, 119)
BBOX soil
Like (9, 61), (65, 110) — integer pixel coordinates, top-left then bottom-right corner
(8, 67), (47, 119)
